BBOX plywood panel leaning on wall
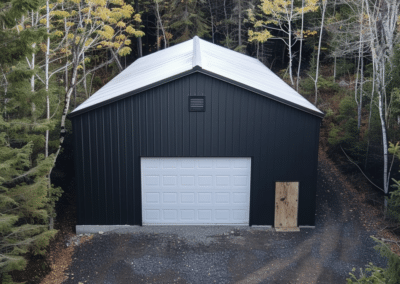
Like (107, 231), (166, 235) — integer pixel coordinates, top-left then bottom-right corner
(275, 182), (300, 232)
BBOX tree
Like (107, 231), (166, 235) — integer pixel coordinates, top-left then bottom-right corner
(363, 0), (400, 214)
(248, 0), (319, 86)
(347, 237), (400, 283)
(0, 129), (61, 277)
(167, 0), (210, 44)
(0, 1), (63, 278)
(310, 0), (327, 105)
(45, 0), (144, 151)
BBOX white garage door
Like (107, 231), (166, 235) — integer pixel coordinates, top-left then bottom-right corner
(141, 157), (251, 225)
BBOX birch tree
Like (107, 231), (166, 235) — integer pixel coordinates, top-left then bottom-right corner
(248, 0), (319, 86)
(51, 0), (144, 170)
(363, 0), (400, 213)
(311, 0), (327, 105)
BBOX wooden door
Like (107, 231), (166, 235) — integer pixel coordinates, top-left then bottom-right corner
(274, 182), (299, 232)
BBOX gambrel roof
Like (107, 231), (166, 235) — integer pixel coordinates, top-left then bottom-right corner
(70, 36), (323, 118)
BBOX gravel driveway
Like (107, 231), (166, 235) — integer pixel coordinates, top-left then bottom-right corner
(63, 158), (386, 283)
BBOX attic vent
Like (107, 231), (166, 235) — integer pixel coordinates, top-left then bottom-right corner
(189, 96), (205, 112)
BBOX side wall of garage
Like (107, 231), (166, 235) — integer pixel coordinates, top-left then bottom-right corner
(72, 72), (321, 226)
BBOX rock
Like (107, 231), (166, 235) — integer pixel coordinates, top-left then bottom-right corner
(99, 231), (104, 234)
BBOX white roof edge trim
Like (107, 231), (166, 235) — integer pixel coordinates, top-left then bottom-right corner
(192, 36), (202, 68)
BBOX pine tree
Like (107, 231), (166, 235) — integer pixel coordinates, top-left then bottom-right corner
(0, 121), (61, 277)
(0, 0), (61, 279)
(167, 0), (210, 43)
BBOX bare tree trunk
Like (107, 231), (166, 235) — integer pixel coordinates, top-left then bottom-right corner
(155, 0), (167, 49)
(45, 0), (50, 159)
(288, 2), (294, 86)
(358, 49), (364, 129)
(224, 0), (230, 48)
(45, 0), (53, 230)
(156, 18), (160, 51)
(296, 0), (305, 91)
(333, 56), (336, 81)
(314, 0), (327, 106)
(82, 52), (89, 97)
(110, 49), (123, 72)
(355, 0), (364, 130)
(30, 10), (36, 120)
(378, 71), (389, 215)
(238, 0), (242, 48)
(135, 0), (143, 57)
(208, 0), (214, 43)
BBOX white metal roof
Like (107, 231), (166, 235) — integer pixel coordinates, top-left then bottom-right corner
(71, 36), (323, 116)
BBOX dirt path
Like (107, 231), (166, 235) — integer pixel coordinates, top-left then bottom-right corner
(56, 155), (388, 284)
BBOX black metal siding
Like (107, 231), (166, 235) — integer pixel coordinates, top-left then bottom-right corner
(72, 72), (321, 226)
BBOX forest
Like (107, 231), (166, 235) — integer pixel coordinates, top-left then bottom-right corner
(1, 0), (400, 283)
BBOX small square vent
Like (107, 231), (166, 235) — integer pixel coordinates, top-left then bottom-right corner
(189, 96), (205, 112)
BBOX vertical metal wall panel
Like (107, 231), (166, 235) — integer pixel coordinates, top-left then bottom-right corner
(133, 95), (142, 225)
(225, 84), (234, 156)
(117, 100), (127, 224)
(73, 118), (84, 225)
(81, 114), (92, 224)
(203, 77), (212, 156)
(174, 80), (183, 156)
(95, 108), (107, 224)
(153, 88), (161, 157)
(160, 84), (168, 155)
(232, 86), (241, 155)
(146, 91), (154, 157)
(189, 74), (197, 156)
(211, 78), (219, 157)
(110, 103), (121, 224)
(218, 82), (227, 156)
(239, 90), (248, 157)
(89, 111), (99, 225)
(196, 74), (205, 156)
(167, 83), (176, 156)
(125, 98), (134, 225)
(182, 78), (190, 156)
(72, 72), (322, 226)
(103, 106), (114, 225)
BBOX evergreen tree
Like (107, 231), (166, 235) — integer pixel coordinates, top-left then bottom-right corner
(167, 0), (210, 43)
(0, 126), (61, 276)
(0, 0), (61, 280)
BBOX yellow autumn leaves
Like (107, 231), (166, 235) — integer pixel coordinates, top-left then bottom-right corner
(248, 0), (319, 43)
(46, 0), (144, 59)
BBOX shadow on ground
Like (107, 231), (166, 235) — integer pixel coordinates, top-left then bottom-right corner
(63, 158), (386, 284)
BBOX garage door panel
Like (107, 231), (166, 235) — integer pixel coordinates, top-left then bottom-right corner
(141, 157), (251, 225)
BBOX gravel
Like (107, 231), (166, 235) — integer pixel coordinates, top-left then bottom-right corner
(63, 158), (387, 283)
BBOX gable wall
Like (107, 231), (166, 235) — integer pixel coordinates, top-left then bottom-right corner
(72, 72), (321, 226)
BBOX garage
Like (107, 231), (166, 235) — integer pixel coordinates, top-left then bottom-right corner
(69, 36), (323, 233)
(141, 157), (251, 225)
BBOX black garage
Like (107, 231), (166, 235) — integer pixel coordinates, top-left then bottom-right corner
(69, 36), (324, 232)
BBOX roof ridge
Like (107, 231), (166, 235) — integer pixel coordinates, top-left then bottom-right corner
(192, 36), (202, 69)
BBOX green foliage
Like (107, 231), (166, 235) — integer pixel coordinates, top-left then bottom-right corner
(318, 76), (340, 92)
(0, 132), (61, 274)
(0, 28), (46, 65)
(387, 46), (400, 95)
(328, 123), (342, 145)
(335, 58), (356, 78)
(347, 237), (400, 284)
(1, 272), (14, 284)
(337, 95), (357, 121)
(167, 0), (210, 44)
(387, 142), (400, 223)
